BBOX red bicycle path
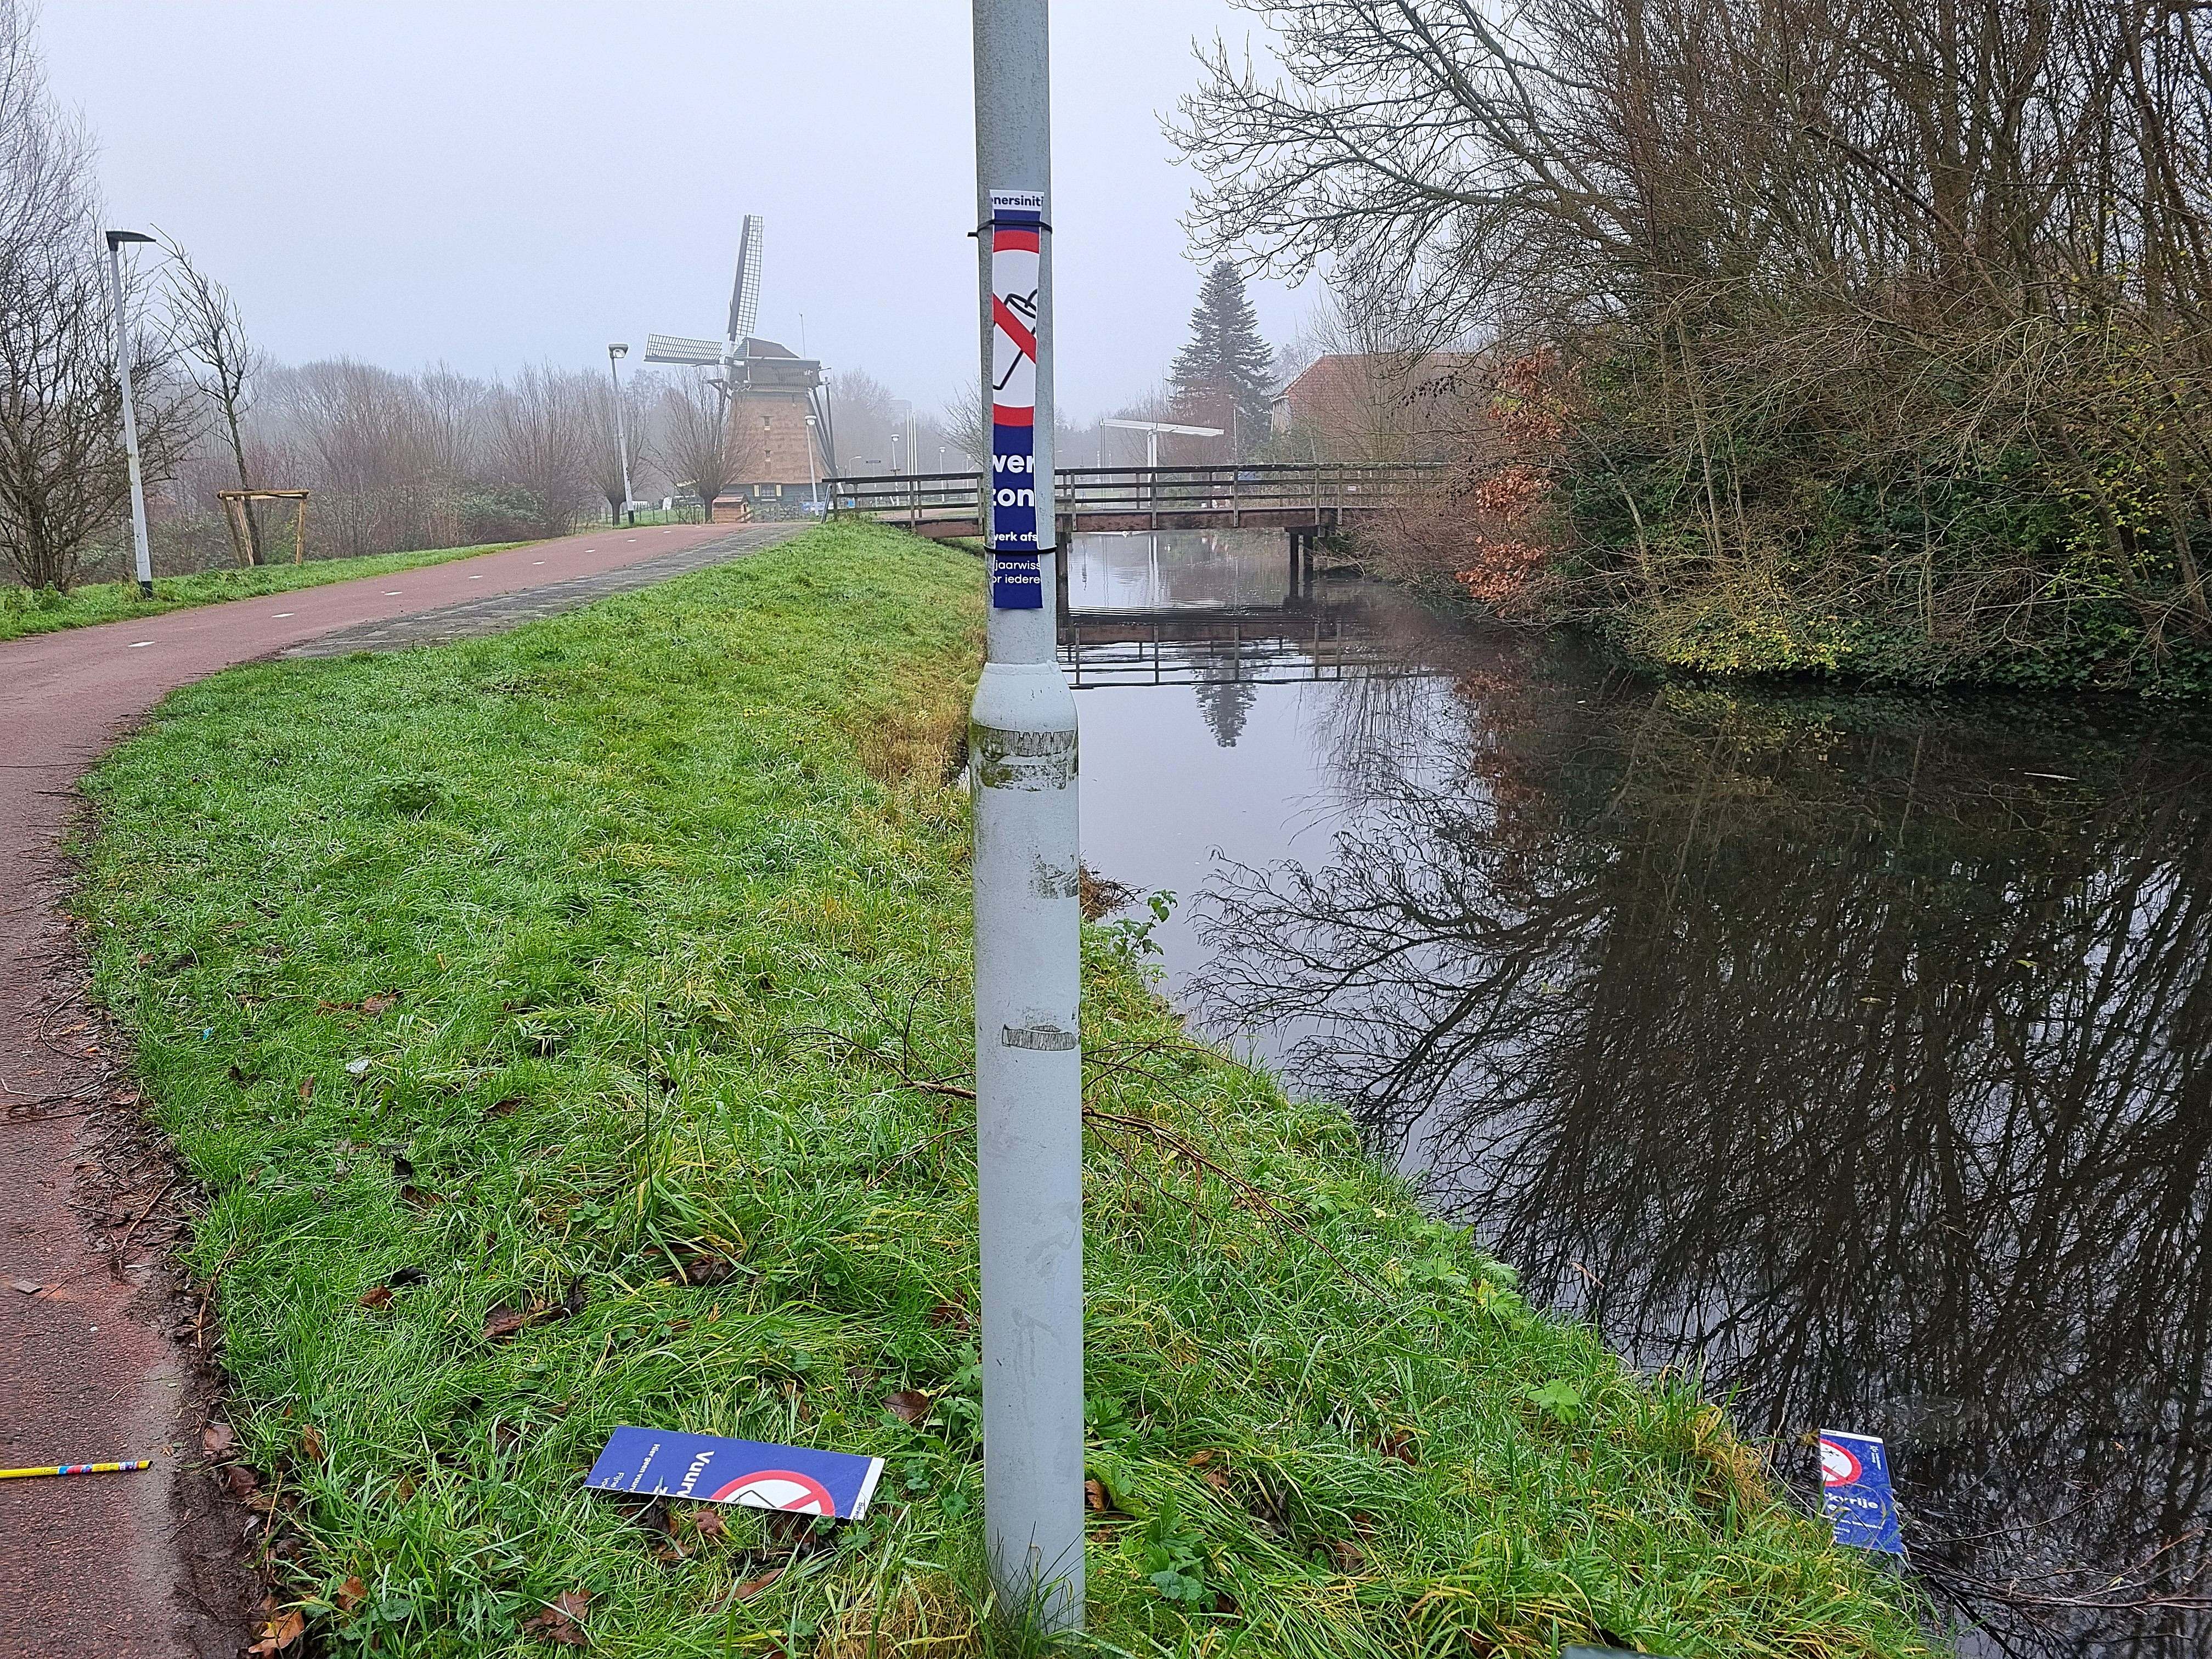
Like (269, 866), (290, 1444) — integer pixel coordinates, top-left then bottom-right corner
(0, 523), (739, 1658)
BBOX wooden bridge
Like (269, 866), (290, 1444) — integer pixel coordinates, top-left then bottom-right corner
(823, 462), (1437, 540)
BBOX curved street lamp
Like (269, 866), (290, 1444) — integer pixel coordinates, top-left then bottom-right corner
(607, 343), (636, 526)
(104, 229), (157, 596)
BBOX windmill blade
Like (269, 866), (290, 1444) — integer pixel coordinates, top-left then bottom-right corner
(726, 214), (765, 349)
(643, 334), (723, 366)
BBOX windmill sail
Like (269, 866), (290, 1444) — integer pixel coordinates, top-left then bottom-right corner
(642, 333), (724, 366)
(727, 215), (764, 357)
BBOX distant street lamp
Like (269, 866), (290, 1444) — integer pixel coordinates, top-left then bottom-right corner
(607, 343), (636, 526)
(804, 413), (822, 514)
(104, 229), (156, 597)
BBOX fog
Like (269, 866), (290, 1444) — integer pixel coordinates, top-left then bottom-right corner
(42, 1), (1306, 421)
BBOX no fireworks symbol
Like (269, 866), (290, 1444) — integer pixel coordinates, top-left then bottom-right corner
(988, 190), (1046, 604)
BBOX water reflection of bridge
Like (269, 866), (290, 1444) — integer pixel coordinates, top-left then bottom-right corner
(1058, 575), (1417, 690)
(1053, 528), (1418, 689)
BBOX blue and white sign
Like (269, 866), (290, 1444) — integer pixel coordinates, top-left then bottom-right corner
(585, 1427), (883, 1520)
(987, 189), (1046, 608)
(1819, 1430), (1905, 1555)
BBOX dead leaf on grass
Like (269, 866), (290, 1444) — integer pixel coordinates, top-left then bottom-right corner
(360, 991), (401, 1015)
(399, 1184), (444, 1208)
(201, 1420), (236, 1458)
(300, 1425), (324, 1462)
(522, 1589), (590, 1646)
(1084, 1479), (1109, 1512)
(334, 1575), (367, 1614)
(357, 1285), (393, 1310)
(1328, 1539), (1365, 1573)
(483, 1096), (524, 1119)
(246, 1608), (306, 1654)
(297, 1077), (315, 1103)
(689, 1506), (726, 1542)
(731, 1566), (782, 1601)
(483, 1304), (535, 1341)
(883, 1390), (930, 1424)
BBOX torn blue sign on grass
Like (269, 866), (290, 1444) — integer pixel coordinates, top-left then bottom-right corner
(585, 1427), (883, 1520)
(1819, 1430), (1905, 1555)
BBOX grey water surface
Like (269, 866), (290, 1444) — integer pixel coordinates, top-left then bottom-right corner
(1068, 528), (2212, 1659)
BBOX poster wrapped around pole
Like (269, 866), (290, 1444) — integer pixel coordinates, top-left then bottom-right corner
(988, 189), (1045, 608)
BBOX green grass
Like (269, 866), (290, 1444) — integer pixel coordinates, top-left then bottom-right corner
(0, 542), (529, 641)
(76, 521), (1933, 1658)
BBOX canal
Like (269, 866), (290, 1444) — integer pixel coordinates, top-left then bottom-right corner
(1067, 528), (2212, 1659)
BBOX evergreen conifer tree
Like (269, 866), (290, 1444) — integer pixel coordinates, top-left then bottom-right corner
(1168, 261), (1276, 458)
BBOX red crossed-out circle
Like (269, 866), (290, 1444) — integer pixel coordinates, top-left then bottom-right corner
(1818, 1438), (1864, 1486)
(708, 1468), (837, 1516)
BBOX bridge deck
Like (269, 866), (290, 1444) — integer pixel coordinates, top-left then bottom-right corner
(824, 462), (1435, 541)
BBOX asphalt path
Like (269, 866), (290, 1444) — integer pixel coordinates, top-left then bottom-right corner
(0, 521), (778, 1657)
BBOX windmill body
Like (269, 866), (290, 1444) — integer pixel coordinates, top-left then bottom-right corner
(645, 215), (836, 517)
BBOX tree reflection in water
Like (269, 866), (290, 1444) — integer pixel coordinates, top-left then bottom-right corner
(1192, 650), (2212, 1657)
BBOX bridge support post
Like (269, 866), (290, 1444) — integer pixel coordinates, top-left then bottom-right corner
(970, 0), (1084, 1634)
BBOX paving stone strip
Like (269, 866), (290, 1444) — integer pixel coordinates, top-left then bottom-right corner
(284, 521), (809, 657)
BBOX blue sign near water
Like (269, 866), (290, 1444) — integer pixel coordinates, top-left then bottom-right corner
(585, 1427), (883, 1520)
(1819, 1430), (1905, 1555)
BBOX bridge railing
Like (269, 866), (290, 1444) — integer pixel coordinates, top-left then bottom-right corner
(823, 462), (1440, 526)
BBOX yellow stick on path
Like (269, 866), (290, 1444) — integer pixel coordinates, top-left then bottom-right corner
(0, 1460), (151, 1480)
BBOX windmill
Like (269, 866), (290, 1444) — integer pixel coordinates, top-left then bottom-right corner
(645, 216), (838, 476)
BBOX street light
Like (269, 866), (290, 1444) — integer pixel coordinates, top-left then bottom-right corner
(803, 413), (822, 514)
(607, 343), (636, 526)
(970, 0), (1083, 1632)
(104, 229), (156, 597)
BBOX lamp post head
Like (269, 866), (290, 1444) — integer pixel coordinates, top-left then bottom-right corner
(103, 229), (155, 250)
(608, 343), (629, 360)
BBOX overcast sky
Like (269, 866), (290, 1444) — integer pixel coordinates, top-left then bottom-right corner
(41, 0), (1308, 422)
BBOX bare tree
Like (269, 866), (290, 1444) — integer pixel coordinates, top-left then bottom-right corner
(488, 365), (593, 539)
(935, 381), (990, 470)
(0, 0), (189, 591)
(1174, 1), (2212, 685)
(584, 371), (646, 527)
(159, 232), (264, 562)
(657, 376), (761, 521)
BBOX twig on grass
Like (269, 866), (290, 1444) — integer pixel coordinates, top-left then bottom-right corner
(793, 1026), (976, 1101)
(109, 1173), (183, 1282)
(819, 1016), (1390, 1297)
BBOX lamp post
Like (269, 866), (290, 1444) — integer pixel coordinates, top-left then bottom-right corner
(970, 0), (1083, 1632)
(804, 413), (822, 514)
(104, 229), (156, 597)
(607, 343), (636, 526)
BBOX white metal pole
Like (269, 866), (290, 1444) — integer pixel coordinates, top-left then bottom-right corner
(608, 345), (636, 526)
(970, 0), (1083, 1631)
(105, 233), (155, 597)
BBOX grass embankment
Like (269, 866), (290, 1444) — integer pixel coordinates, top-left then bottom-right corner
(78, 522), (1930, 1657)
(0, 542), (527, 642)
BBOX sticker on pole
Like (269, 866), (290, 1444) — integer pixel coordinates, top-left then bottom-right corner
(585, 1427), (883, 1519)
(1818, 1430), (1904, 1555)
(988, 189), (1046, 608)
